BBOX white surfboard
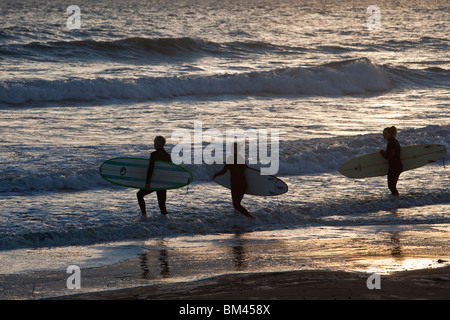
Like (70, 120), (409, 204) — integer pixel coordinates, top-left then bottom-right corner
(100, 157), (193, 190)
(206, 163), (288, 196)
(338, 144), (447, 179)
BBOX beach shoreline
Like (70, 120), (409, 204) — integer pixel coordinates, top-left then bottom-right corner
(2, 223), (450, 301)
(3, 257), (450, 300)
(59, 266), (450, 300)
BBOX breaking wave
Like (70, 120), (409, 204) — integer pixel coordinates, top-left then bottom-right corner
(0, 58), (398, 104)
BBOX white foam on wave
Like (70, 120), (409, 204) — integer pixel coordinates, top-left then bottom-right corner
(0, 59), (394, 105)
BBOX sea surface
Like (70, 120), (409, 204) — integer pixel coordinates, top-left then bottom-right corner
(0, 0), (449, 297)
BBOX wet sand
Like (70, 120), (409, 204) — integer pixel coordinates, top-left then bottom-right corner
(2, 225), (450, 300)
(63, 266), (450, 300)
(3, 248), (450, 300)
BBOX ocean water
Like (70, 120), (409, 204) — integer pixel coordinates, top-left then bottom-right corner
(0, 0), (449, 290)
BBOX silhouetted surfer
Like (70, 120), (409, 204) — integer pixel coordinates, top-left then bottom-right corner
(212, 142), (255, 219)
(137, 136), (172, 216)
(380, 126), (403, 196)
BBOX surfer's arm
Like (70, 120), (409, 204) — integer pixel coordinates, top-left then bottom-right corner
(380, 141), (395, 159)
(212, 164), (229, 179)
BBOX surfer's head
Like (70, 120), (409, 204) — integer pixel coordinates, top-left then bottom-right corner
(154, 136), (166, 149)
(383, 126), (398, 140)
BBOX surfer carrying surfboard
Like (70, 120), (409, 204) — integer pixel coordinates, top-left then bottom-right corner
(137, 136), (172, 216)
(380, 126), (403, 196)
(212, 142), (255, 219)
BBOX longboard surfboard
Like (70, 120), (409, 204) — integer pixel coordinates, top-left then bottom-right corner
(338, 144), (447, 179)
(206, 163), (288, 196)
(100, 157), (193, 190)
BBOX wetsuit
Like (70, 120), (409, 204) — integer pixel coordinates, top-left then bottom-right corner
(380, 138), (403, 195)
(214, 159), (253, 218)
(137, 148), (172, 215)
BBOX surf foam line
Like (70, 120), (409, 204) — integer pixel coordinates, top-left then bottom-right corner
(0, 58), (394, 105)
(1, 187), (449, 251)
(0, 168), (107, 194)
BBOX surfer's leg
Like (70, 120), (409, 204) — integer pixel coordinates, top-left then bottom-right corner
(388, 169), (401, 196)
(156, 190), (168, 215)
(231, 188), (254, 219)
(137, 189), (153, 215)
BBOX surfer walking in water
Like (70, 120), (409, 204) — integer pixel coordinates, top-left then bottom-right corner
(212, 142), (255, 219)
(137, 136), (172, 216)
(380, 126), (403, 196)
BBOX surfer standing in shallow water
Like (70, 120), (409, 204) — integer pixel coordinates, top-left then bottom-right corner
(212, 142), (255, 219)
(380, 126), (403, 196)
(137, 136), (172, 217)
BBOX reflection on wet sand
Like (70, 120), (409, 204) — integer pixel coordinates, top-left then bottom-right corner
(232, 233), (248, 271)
(139, 241), (171, 280)
(2, 224), (450, 299)
(132, 225), (450, 283)
(390, 232), (402, 257)
(159, 248), (170, 278)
